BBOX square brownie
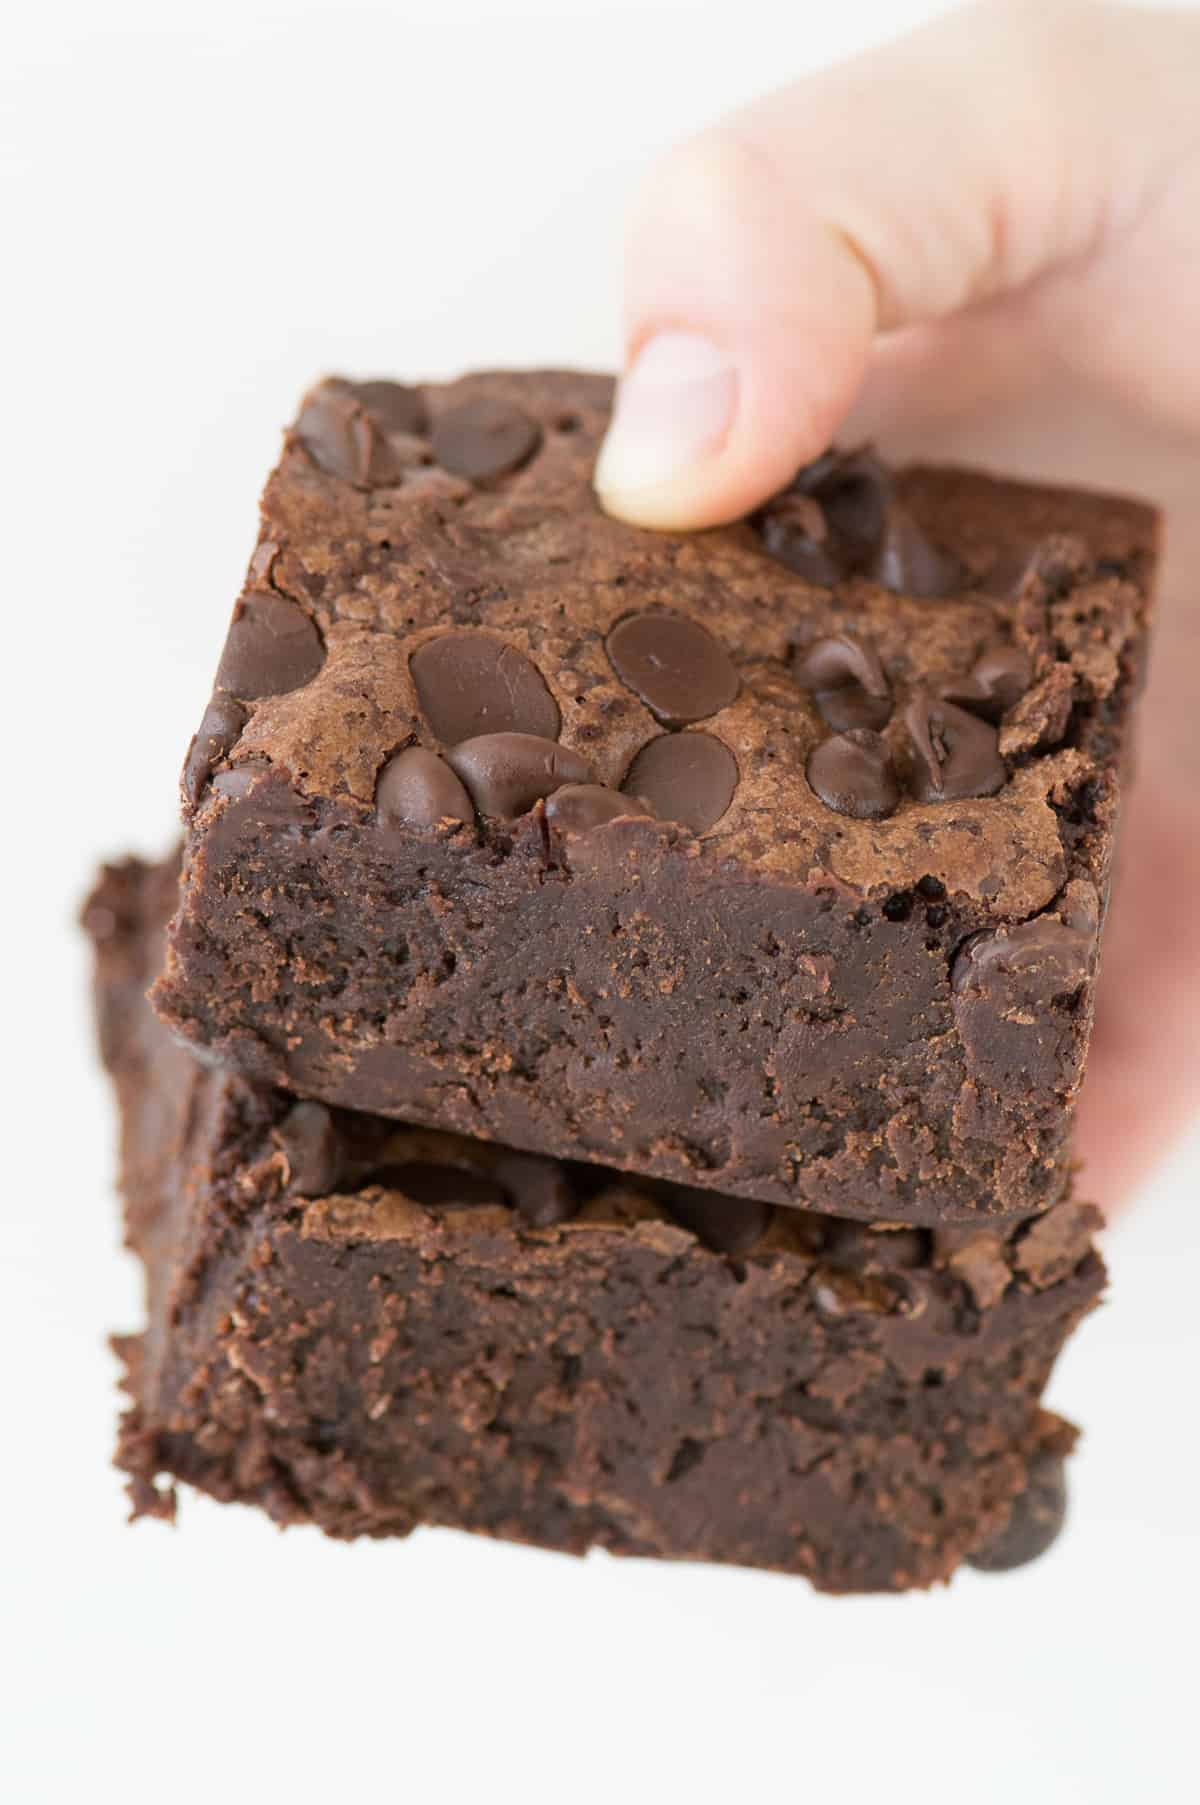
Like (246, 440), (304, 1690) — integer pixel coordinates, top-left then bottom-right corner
(150, 371), (1157, 1222)
(93, 856), (1103, 1590)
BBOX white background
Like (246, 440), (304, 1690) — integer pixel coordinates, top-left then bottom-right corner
(3, 3), (1198, 1802)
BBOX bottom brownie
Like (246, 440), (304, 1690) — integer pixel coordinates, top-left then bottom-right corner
(86, 856), (1105, 1592)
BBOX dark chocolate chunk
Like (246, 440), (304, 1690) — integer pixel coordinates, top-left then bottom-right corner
(941, 645), (1034, 721)
(793, 634), (892, 732)
(606, 611), (739, 726)
(621, 733), (737, 833)
(182, 694), (248, 809)
(905, 696), (1006, 802)
(276, 1101), (344, 1197)
(492, 1150), (580, 1226)
(807, 729), (900, 820)
(214, 593), (326, 700)
(410, 631), (560, 745)
(871, 506), (963, 599)
(367, 1161), (508, 1209)
(659, 1184), (772, 1255)
(967, 1452), (1068, 1572)
(348, 379), (428, 437)
(376, 747), (473, 830)
(446, 733), (593, 817)
(430, 397), (542, 481)
(544, 783), (655, 835)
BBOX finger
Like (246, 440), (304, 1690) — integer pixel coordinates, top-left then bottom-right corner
(595, 0), (1195, 529)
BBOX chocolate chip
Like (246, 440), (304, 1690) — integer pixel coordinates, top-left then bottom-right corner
(430, 397), (542, 481)
(606, 611), (739, 726)
(214, 593), (326, 700)
(757, 491), (843, 584)
(621, 733), (737, 834)
(296, 384), (408, 488)
(967, 1453), (1068, 1572)
(793, 633), (892, 732)
(182, 694), (248, 809)
(276, 1101), (344, 1197)
(346, 379), (428, 436)
(904, 696), (1006, 802)
(941, 645), (1034, 721)
(871, 506), (963, 598)
(410, 631), (560, 745)
(659, 1185), (772, 1255)
(446, 733), (593, 818)
(795, 449), (893, 566)
(492, 1150), (580, 1226)
(375, 747), (473, 830)
(544, 783), (655, 835)
(368, 1161), (509, 1209)
(807, 729), (900, 820)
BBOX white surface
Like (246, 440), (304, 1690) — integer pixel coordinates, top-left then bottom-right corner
(3, 4), (1198, 1802)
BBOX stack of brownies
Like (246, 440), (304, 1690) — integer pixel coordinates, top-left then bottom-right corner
(85, 370), (1156, 1591)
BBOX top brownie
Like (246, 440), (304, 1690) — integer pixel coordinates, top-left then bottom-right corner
(151, 370), (1156, 1224)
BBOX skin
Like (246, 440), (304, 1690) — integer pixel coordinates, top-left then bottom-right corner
(595, 1), (1200, 1215)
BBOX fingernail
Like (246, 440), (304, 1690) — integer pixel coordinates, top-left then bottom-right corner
(594, 332), (736, 500)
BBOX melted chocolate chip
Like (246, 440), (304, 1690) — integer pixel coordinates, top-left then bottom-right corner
(795, 449), (892, 566)
(870, 505), (963, 599)
(621, 733), (737, 834)
(905, 696), (1006, 802)
(757, 491), (843, 584)
(368, 1161), (509, 1208)
(214, 593), (326, 700)
(276, 1101), (344, 1197)
(492, 1150), (580, 1226)
(296, 384), (411, 488)
(941, 645), (1034, 721)
(806, 729), (900, 821)
(606, 611), (739, 726)
(430, 397), (542, 481)
(761, 448), (959, 596)
(410, 631), (560, 745)
(447, 733), (593, 817)
(952, 915), (1093, 1002)
(793, 634), (892, 732)
(346, 379), (428, 436)
(544, 783), (655, 835)
(967, 1453), (1068, 1572)
(659, 1185), (772, 1255)
(375, 747), (473, 830)
(182, 694), (248, 809)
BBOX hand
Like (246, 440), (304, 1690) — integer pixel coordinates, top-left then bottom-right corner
(595, 0), (1200, 1215)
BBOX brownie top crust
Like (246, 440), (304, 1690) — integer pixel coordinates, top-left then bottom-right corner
(186, 369), (1156, 922)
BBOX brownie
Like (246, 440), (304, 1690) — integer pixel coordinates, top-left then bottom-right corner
(93, 856), (1104, 1590)
(150, 370), (1157, 1223)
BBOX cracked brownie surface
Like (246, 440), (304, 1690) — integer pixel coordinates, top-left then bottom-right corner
(91, 855), (1101, 1590)
(151, 370), (1157, 1221)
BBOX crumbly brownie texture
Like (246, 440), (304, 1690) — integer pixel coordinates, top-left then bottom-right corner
(96, 857), (1101, 1589)
(151, 371), (1157, 1223)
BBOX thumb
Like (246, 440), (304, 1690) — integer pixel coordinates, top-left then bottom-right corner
(594, 0), (1189, 529)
